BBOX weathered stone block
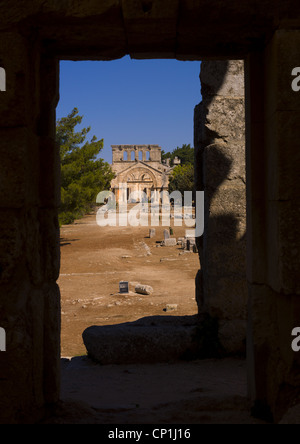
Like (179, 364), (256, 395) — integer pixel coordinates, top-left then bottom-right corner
(267, 201), (300, 295)
(205, 277), (248, 320)
(0, 279), (45, 423)
(43, 283), (61, 404)
(162, 238), (177, 247)
(0, 32), (38, 127)
(266, 110), (300, 201)
(202, 97), (245, 144)
(39, 137), (61, 208)
(0, 128), (39, 208)
(208, 183), (246, 219)
(38, 209), (61, 282)
(83, 320), (197, 365)
(122, 0), (179, 57)
(135, 284), (153, 295)
(203, 143), (246, 185)
(264, 30), (300, 116)
(0, 209), (24, 284)
(247, 284), (300, 421)
(195, 61), (246, 355)
(218, 320), (247, 354)
(47, 0), (122, 18)
(201, 60), (245, 98)
(164, 304), (178, 312)
(25, 207), (42, 286)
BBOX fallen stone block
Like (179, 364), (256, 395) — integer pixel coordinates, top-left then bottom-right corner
(135, 284), (153, 295)
(164, 304), (178, 312)
(162, 238), (177, 247)
(160, 257), (178, 262)
(179, 250), (192, 255)
(82, 316), (200, 365)
(140, 241), (152, 256)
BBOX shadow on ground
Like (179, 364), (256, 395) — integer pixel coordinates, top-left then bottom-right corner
(45, 316), (264, 424)
(42, 355), (266, 424)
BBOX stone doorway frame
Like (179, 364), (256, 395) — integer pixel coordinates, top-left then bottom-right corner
(0, 3), (299, 424)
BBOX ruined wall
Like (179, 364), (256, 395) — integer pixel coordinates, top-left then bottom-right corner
(245, 32), (300, 422)
(194, 61), (247, 354)
(0, 34), (60, 423)
(112, 145), (162, 169)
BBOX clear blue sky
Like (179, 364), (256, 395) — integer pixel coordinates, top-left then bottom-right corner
(57, 56), (202, 164)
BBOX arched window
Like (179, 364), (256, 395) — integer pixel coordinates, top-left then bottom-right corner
(131, 151), (135, 161)
(123, 151), (128, 161)
(146, 151), (150, 161)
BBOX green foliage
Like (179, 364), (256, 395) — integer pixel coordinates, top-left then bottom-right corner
(57, 108), (115, 225)
(162, 144), (195, 195)
(169, 163), (195, 195)
(162, 143), (194, 166)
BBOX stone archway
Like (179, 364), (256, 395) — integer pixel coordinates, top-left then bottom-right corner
(0, 1), (299, 424)
(120, 167), (158, 202)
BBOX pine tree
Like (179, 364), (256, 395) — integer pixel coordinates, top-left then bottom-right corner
(162, 144), (195, 195)
(162, 144), (194, 166)
(56, 108), (115, 225)
(168, 164), (194, 196)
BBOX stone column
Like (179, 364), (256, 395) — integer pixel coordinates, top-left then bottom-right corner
(194, 61), (247, 354)
(38, 54), (61, 408)
(0, 33), (60, 423)
(246, 30), (300, 422)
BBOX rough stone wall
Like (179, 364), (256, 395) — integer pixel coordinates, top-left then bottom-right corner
(112, 145), (162, 170)
(0, 33), (60, 423)
(194, 61), (247, 354)
(0, 1), (298, 60)
(245, 32), (300, 422)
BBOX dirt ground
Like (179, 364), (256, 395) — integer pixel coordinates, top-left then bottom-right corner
(54, 211), (266, 425)
(59, 211), (199, 357)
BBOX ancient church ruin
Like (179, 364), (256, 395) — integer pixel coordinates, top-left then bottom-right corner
(0, 0), (299, 425)
(111, 144), (177, 203)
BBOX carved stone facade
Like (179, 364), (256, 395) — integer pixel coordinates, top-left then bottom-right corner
(111, 145), (174, 203)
